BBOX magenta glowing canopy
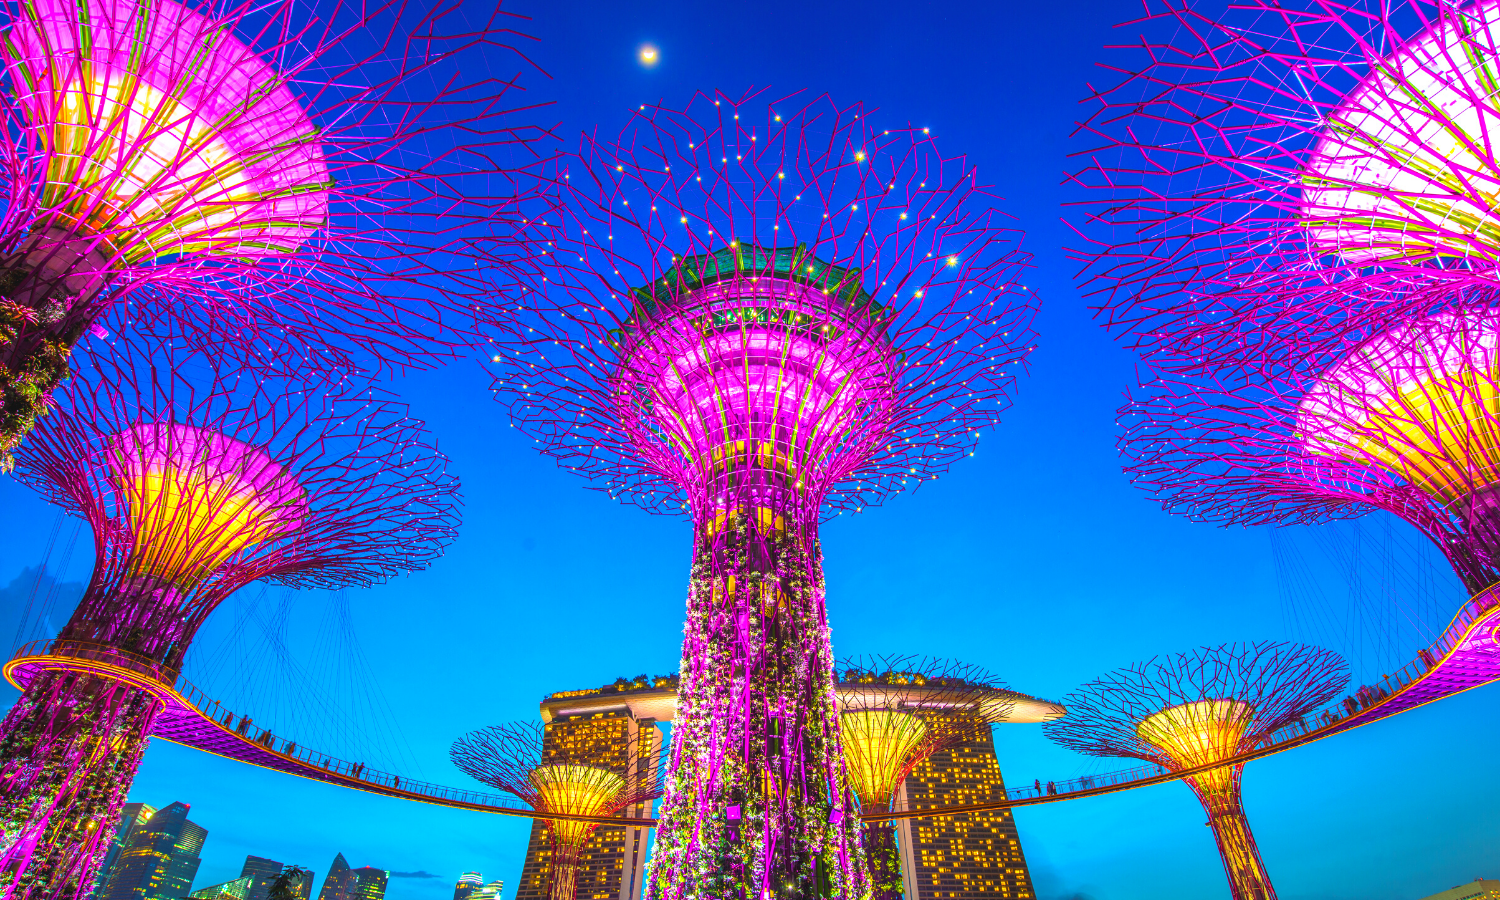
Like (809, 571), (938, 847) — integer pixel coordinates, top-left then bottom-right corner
(496, 89), (1037, 520)
(8, 0), (328, 263)
(1070, 0), (1500, 369)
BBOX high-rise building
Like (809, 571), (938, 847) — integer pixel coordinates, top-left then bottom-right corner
(279, 868), (315, 900)
(348, 868), (387, 900)
(453, 873), (483, 900)
(514, 678), (669, 900)
(472, 880), (503, 900)
(316, 855), (354, 900)
(241, 856), (283, 900)
(101, 802), (208, 900)
(92, 803), (157, 898)
(190, 876), (254, 900)
(896, 728), (1036, 900)
(1420, 880), (1500, 900)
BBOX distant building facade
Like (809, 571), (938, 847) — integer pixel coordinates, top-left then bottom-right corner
(1420, 880), (1500, 900)
(472, 880), (503, 900)
(92, 803), (157, 898)
(348, 868), (387, 900)
(316, 855), (354, 900)
(896, 728), (1036, 900)
(452, 873), (483, 900)
(190, 876), (253, 900)
(240, 857), (282, 900)
(100, 802), (208, 900)
(515, 676), (670, 900)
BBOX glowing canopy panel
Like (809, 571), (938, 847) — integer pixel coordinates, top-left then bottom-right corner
(839, 709), (929, 808)
(1136, 699), (1251, 791)
(613, 243), (898, 512)
(1296, 309), (1500, 504)
(108, 422), (306, 587)
(5, 0), (330, 263)
(529, 763), (626, 848)
(1301, 0), (1500, 265)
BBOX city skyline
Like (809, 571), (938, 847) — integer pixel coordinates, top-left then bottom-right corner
(1, 0), (1498, 897)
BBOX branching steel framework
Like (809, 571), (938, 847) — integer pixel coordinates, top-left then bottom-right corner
(1069, 0), (1500, 372)
(834, 655), (1013, 900)
(1046, 642), (1348, 900)
(0, 0), (548, 469)
(451, 722), (666, 900)
(0, 339), (459, 900)
(491, 88), (1036, 900)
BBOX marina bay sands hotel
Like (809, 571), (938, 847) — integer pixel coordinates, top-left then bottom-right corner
(512, 676), (1063, 900)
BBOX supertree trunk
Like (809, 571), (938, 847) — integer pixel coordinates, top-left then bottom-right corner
(858, 812), (902, 900)
(646, 510), (866, 900)
(0, 669), (163, 900)
(1190, 770), (1276, 900)
(546, 836), (584, 900)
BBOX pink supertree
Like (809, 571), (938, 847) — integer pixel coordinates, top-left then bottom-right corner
(1115, 293), (1500, 595)
(0, 0), (548, 469)
(1045, 643), (1348, 900)
(1069, 0), (1500, 371)
(491, 89), (1036, 899)
(0, 333), (459, 899)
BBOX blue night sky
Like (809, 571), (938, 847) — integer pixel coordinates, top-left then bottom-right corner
(1, 0), (1496, 898)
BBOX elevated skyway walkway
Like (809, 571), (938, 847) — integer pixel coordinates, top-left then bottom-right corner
(6, 583), (1499, 826)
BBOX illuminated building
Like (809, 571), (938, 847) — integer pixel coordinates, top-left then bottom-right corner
(348, 868), (387, 900)
(1420, 879), (1500, 900)
(92, 803), (156, 897)
(316, 855), (353, 900)
(99, 801), (207, 900)
(190, 876), (253, 900)
(472, 880), (505, 900)
(453, 873), (484, 900)
(241, 857), (284, 900)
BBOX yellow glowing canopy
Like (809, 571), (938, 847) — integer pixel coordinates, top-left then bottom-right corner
(530, 763), (627, 849)
(839, 709), (929, 807)
(1136, 699), (1251, 792)
(109, 422), (306, 587)
(1297, 310), (1500, 504)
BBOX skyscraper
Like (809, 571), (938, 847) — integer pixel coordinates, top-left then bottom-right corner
(348, 868), (387, 900)
(100, 802), (208, 900)
(514, 679), (669, 900)
(316, 855), (353, 900)
(453, 873), (483, 900)
(190, 876), (254, 900)
(472, 880), (503, 900)
(896, 729), (1036, 900)
(241, 856), (283, 900)
(281, 868), (315, 900)
(92, 803), (156, 898)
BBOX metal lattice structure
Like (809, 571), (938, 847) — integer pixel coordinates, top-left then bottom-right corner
(1046, 643), (1348, 900)
(835, 655), (1014, 900)
(1117, 296), (1500, 594)
(491, 88), (1036, 900)
(451, 722), (666, 900)
(0, 0), (547, 469)
(0, 337), (459, 899)
(1069, 0), (1500, 371)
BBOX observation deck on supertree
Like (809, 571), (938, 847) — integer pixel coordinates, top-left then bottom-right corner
(451, 722), (666, 900)
(0, 0), (547, 469)
(0, 338), (459, 900)
(1068, 0), (1500, 372)
(1045, 642), (1348, 900)
(491, 89), (1036, 899)
(834, 655), (1022, 900)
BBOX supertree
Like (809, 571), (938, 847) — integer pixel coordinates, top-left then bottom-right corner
(0, 334), (459, 899)
(1045, 642), (1348, 900)
(451, 721), (666, 900)
(0, 0), (547, 470)
(1068, 0), (1500, 372)
(491, 89), (1036, 899)
(834, 656), (1014, 900)
(1117, 297), (1500, 596)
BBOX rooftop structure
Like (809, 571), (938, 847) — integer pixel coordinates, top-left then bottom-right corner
(1069, 0), (1500, 372)
(1046, 643), (1349, 900)
(452, 721), (664, 900)
(493, 88), (1036, 900)
(0, 341), (458, 899)
(0, 0), (546, 469)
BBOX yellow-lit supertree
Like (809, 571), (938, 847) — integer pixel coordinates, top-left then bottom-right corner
(1044, 643), (1347, 900)
(451, 722), (665, 900)
(835, 655), (1018, 900)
